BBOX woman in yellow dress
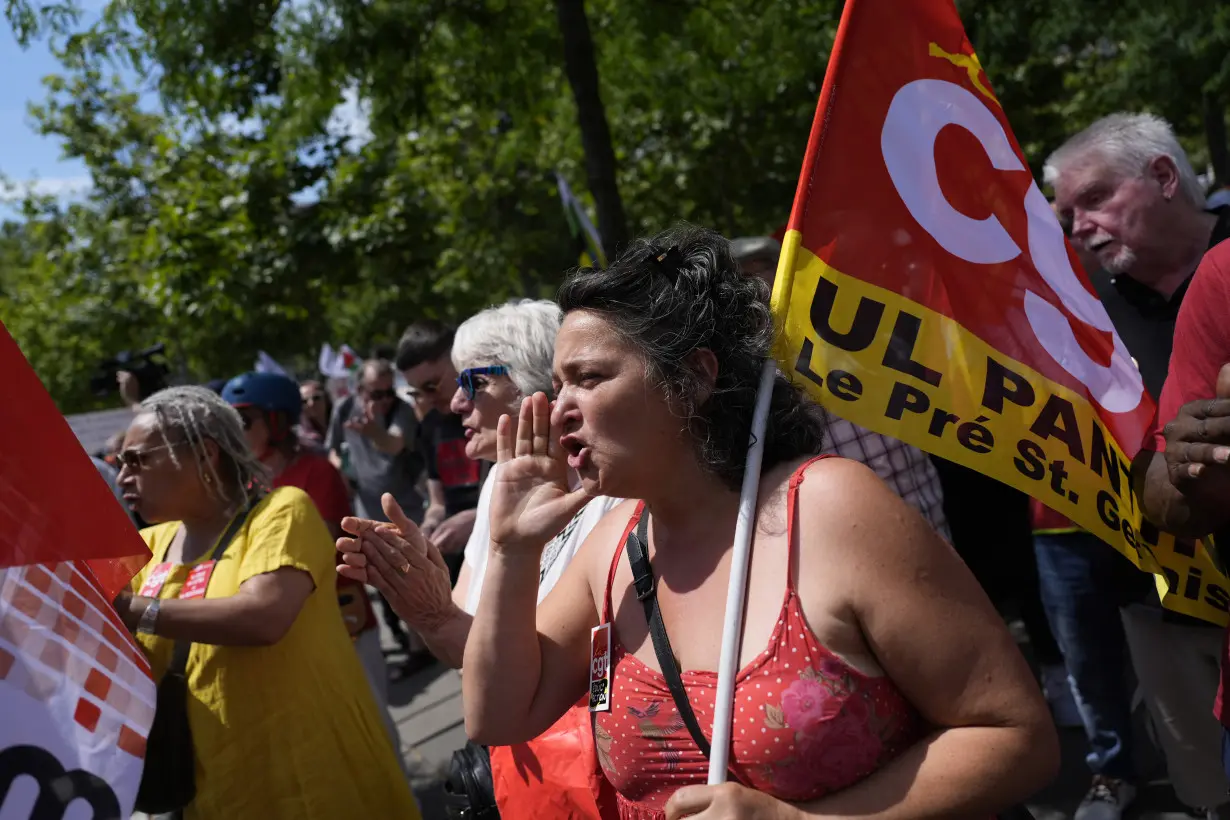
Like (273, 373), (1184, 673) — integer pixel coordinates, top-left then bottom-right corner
(112, 385), (419, 819)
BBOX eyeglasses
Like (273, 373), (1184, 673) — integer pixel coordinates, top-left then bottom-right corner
(302, 394), (325, 406)
(363, 388), (397, 401)
(456, 365), (509, 400)
(116, 443), (179, 472)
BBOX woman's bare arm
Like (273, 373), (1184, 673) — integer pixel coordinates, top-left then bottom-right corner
(462, 504), (630, 744)
(795, 459), (1057, 818)
(118, 568), (315, 647)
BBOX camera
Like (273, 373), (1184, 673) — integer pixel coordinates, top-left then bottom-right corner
(89, 344), (171, 399)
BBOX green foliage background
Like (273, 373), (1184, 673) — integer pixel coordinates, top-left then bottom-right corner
(2, 0), (1227, 411)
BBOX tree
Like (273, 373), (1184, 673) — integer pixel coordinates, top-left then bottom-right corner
(557, 0), (627, 261)
(6, 0), (1227, 413)
(962, 0), (1230, 180)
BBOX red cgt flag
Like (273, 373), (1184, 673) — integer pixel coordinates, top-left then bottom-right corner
(769, 0), (1226, 624)
(0, 324), (149, 594)
(1, 321), (154, 816)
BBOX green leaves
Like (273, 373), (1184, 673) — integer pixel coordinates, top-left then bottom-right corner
(964, 0), (1230, 179)
(4, 0), (1228, 412)
(5, 0), (79, 47)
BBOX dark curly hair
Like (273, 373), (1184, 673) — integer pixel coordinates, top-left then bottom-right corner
(556, 224), (827, 490)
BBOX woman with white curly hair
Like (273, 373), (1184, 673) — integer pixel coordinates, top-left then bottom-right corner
(114, 386), (419, 820)
(340, 299), (622, 664)
(339, 299), (623, 818)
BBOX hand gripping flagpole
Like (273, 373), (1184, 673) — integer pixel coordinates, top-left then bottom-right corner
(707, 358), (776, 783)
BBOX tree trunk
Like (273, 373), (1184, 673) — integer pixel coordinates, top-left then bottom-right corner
(555, 0), (628, 263)
(1205, 92), (1229, 189)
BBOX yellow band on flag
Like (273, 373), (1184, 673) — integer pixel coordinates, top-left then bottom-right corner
(774, 240), (1229, 625)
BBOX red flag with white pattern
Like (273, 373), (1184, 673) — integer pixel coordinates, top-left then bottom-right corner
(0, 322), (154, 817)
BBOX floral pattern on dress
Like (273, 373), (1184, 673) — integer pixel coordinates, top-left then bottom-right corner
(594, 720), (617, 779)
(628, 701), (687, 773)
(756, 661), (908, 799)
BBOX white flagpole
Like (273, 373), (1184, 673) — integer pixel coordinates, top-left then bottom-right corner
(708, 358), (777, 783)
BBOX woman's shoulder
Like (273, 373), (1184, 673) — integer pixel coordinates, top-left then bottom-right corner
(557, 495), (628, 553)
(463, 468), (498, 564)
(589, 497), (639, 529)
(572, 498), (641, 591)
(251, 485), (320, 525)
(759, 453), (880, 501)
(784, 454), (940, 558)
(139, 520), (179, 549)
(758, 454), (915, 540)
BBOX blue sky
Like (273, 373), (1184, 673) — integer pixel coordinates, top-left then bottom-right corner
(0, 12), (102, 202)
(1, 9), (369, 213)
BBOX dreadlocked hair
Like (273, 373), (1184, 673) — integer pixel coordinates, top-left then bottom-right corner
(141, 386), (271, 507)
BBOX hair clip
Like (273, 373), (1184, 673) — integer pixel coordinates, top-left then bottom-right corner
(647, 244), (686, 277)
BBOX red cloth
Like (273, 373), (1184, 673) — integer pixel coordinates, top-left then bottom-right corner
(0, 323), (149, 596)
(489, 701), (618, 820)
(1030, 498), (1081, 534)
(1145, 240), (1230, 724)
(276, 451), (352, 524)
(594, 458), (925, 819)
(1151, 241), (1230, 453)
(274, 451), (376, 633)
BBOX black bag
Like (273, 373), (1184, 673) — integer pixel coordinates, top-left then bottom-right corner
(442, 741), (499, 819)
(135, 642), (195, 815)
(133, 500), (259, 815)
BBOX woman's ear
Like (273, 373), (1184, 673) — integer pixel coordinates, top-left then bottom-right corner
(686, 348), (719, 406)
(199, 439), (222, 489)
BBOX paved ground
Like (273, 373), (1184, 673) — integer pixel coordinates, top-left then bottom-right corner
(387, 663), (466, 819)
(381, 625), (1212, 820)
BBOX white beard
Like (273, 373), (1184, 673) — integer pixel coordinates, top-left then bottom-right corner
(1101, 243), (1138, 275)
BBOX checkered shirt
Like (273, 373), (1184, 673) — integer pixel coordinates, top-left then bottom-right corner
(820, 413), (950, 541)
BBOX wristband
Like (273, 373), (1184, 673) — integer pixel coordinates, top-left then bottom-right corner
(136, 598), (161, 636)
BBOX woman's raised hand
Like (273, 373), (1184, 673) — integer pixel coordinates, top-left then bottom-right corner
(488, 392), (590, 556)
(336, 494), (455, 631)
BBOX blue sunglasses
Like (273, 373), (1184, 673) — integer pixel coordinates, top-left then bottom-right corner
(457, 365), (509, 400)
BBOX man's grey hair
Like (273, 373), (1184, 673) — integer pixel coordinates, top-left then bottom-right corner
(360, 358), (395, 383)
(1044, 113), (1204, 207)
(140, 386), (271, 507)
(452, 299), (562, 398)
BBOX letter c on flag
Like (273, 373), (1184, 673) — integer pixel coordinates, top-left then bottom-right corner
(882, 78), (1024, 264)
(881, 78), (1144, 415)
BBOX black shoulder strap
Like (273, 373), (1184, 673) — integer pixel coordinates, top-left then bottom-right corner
(625, 511), (714, 759)
(166, 495), (263, 675)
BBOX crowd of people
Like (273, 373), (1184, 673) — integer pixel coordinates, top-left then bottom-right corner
(80, 109), (1230, 820)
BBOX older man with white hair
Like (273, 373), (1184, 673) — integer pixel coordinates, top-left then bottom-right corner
(1048, 112), (1225, 300)
(1046, 112), (1230, 820)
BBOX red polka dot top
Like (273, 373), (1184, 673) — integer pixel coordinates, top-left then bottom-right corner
(593, 456), (926, 819)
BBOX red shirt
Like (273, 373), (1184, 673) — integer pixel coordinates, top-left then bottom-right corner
(274, 451), (376, 635)
(1030, 499), (1081, 535)
(1151, 240), (1230, 452)
(275, 451), (352, 526)
(1146, 238), (1230, 724)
